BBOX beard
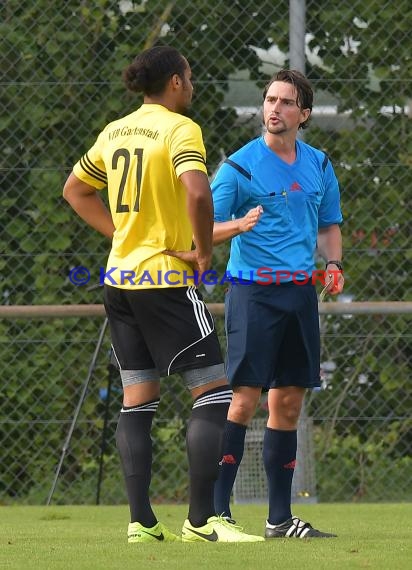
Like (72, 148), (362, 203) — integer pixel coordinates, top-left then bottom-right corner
(176, 90), (192, 115)
(265, 117), (287, 135)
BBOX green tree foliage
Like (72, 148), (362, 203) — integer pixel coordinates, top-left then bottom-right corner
(305, 1), (411, 302)
(301, 1), (412, 499)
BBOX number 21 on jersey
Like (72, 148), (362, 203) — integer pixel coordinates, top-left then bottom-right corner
(112, 147), (143, 213)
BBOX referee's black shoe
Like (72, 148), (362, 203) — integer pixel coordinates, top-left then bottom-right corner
(265, 516), (337, 538)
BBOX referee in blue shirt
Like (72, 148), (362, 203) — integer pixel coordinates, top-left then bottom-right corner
(210, 69), (344, 538)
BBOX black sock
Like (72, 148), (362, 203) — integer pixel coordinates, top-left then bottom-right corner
(186, 386), (232, 527)
(214, 420), (247, 518)
(263, 427), (297, 525)
(115, 400), (159, 527)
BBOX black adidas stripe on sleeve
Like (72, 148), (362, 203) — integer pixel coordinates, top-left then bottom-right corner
(79, 153), (107, 184)
(172, 150), (205, 170)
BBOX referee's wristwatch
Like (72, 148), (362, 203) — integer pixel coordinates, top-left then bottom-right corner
(325, 260), (343, 271)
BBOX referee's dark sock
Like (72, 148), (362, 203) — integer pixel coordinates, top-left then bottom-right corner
(115, 399), (159, 527)
(263, 427), (297, 525)
(214, 420), (247, 518)
(186, 385), (232, 527)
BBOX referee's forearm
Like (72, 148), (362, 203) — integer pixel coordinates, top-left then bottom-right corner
(213, 220), (241, 245)
(317, 224), (342, 262)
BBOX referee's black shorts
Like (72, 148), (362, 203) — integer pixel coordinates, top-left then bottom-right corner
(104, 284), (224, 379)
(225, 280), (321, 390)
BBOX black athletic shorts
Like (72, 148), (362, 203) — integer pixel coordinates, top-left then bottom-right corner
(103, 285), (223, 377)
(225, 280), (321, 390)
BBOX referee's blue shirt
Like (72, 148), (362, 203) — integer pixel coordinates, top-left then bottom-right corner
(211, 137), (343, 282)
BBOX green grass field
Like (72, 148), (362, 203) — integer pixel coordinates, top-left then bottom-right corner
(1, 504), (411, 569)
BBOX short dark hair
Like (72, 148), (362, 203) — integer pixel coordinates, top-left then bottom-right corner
(123, 45), (187, 96)
(263, 69), (313, 129)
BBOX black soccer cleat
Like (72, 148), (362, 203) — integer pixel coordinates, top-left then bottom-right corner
(265, 516), (337, 538)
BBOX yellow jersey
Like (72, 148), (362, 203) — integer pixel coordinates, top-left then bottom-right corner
(73, 104), (208, 289)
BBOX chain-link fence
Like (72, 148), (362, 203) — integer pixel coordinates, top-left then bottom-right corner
(1, 306), (411, 505)
(1, 0), (411, 504)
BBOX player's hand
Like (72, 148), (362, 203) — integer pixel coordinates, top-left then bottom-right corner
(163, 249), (212, 284)
(163, 249), (197, 265)
(325, 267), (344, 296)
(238, 205), (264, 233)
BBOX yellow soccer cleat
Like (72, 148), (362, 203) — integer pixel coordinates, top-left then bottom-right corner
(128, 521), (180, 543)
(182, 515), (265, 542)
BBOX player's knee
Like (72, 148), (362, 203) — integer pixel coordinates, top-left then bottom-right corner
(270, 395), (302, 428)
(268, 407), (300, 430)
(284, 405), (301, 425)
(279, 391), (304, 420)
(228, 398), (256, 425)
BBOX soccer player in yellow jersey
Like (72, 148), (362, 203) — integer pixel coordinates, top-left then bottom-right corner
(63, 46), (263, 543)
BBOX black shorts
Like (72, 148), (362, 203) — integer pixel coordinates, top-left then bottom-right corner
(225, 281), (320, 390)
(103, 285), (223, 377)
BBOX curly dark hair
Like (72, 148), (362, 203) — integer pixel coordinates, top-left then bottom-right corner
(123, 45), (187, 96)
